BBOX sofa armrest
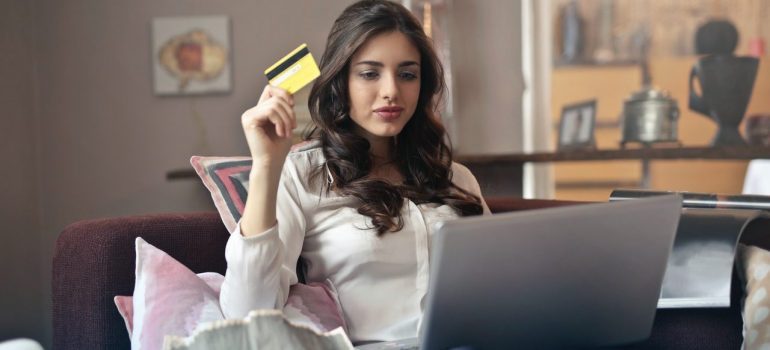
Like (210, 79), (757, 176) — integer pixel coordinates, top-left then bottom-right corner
(52, 212), (229, 350)
(485, 196), (587, 213)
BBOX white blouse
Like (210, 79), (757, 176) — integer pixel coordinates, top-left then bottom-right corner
(219, 142), (489, 343)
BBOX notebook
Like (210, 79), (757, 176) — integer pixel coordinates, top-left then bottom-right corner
(358, 195), (682, 350)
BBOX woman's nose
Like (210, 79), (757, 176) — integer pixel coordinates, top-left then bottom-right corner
(380, 73), (399, 102)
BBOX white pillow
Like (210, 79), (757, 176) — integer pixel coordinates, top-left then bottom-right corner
(737, 243), (770, 349)
(130, 237), (225, 350)
(113, 238), (349, 350)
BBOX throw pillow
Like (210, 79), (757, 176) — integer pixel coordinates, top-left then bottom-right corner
(737, 243), (770, 349)
(115, 237), (348, 348)
(116, 280), (348, 338)
(285, 281), (349, 334)
(190, 156), (252, 233)
(190, 140), (316, 233)
(130, 237), (225, 349)
(114, 272), (225, 336)
(114, 295), (134, 335)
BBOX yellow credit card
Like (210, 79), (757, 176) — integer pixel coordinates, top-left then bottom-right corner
(264, 43), (321, 94)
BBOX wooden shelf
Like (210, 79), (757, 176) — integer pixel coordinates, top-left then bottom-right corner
(456, 146), (770, 165)
(167, 146), (770, 197)
(167, 146), (770, 180)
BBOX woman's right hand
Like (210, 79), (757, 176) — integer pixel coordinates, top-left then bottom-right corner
(241, 85), (297, 168)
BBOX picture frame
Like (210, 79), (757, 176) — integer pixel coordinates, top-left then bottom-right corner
(151, 16), (232, 95)
(558, 100), (597, 150)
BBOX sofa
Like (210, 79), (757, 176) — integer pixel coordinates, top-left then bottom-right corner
(51, 197), (743, 350)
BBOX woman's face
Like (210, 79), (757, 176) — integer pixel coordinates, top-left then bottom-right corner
(347, 31), (421, 144)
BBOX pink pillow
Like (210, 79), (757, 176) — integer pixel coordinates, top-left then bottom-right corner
(128, 237), (224, 349)
(113, 272), (224, 336)
(114, 237), (348, 348)
(114, 295), (133, 334)
(284, 281), (349, 333)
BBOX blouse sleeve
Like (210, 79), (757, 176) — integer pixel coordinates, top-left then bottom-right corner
(219, 159), (307, 319)
(451, 162), (491, 215)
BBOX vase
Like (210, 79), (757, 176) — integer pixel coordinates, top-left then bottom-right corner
(688, 54), (759, 146)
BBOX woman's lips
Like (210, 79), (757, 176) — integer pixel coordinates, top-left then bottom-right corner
(374, 107), (403, 121)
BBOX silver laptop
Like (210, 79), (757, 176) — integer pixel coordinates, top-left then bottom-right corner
(358, 194), (682, 350)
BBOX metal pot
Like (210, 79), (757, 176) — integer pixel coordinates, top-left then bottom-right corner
(620, 88), (680, 146)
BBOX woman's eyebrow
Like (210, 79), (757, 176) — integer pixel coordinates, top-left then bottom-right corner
(353, 60), (420, 67)
(398, 61), (420, 67)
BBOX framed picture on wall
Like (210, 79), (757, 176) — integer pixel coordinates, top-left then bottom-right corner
(558, 100), (597, 150)
(151, 16), (232, 95)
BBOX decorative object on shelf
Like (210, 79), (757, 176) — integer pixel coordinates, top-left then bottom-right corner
(592, 0), (615, 63)
(152, 16), (231, 95)
(558, 100), (596, 150)
(748, 37), (766, 57)
(557, 0), (585, 64)
(620, 32), (680, 148)
(620, 89), (680, 147)
(745, 114), (770, 146)
(689, 20), (759, 146)
(694, 19), (739, 55)
(618, 52), (680, 187)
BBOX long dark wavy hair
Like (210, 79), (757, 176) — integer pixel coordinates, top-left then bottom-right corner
(305, 0), (483, 235)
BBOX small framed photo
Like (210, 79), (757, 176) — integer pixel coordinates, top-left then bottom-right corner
(152, 16), (231, 95)
(558, 100), (597, 150)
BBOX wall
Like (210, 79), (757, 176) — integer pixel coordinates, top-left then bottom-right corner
(0, 0), (43, 343)
(449, 0), (525, 155)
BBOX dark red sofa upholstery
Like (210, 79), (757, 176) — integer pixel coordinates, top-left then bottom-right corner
(51, 198), (742, 349)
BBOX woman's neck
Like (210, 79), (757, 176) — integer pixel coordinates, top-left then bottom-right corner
(365, 135), (394, 166)
(367, 137), (404, 184)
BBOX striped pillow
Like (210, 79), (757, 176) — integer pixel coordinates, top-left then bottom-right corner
(190, 142), (316, 232)
(190, 156), (252, 233)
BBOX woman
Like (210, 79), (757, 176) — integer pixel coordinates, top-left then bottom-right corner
(220, 0), (489, 343)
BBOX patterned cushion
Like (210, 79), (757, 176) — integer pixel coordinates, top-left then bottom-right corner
(737, 243), (770, 349)
(190, 141), (317, 233)
(190, 156), (252, 233)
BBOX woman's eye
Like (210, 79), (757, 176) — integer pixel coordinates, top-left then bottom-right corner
(359, 71), (379, 80)
(399, 71), (418, 80)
